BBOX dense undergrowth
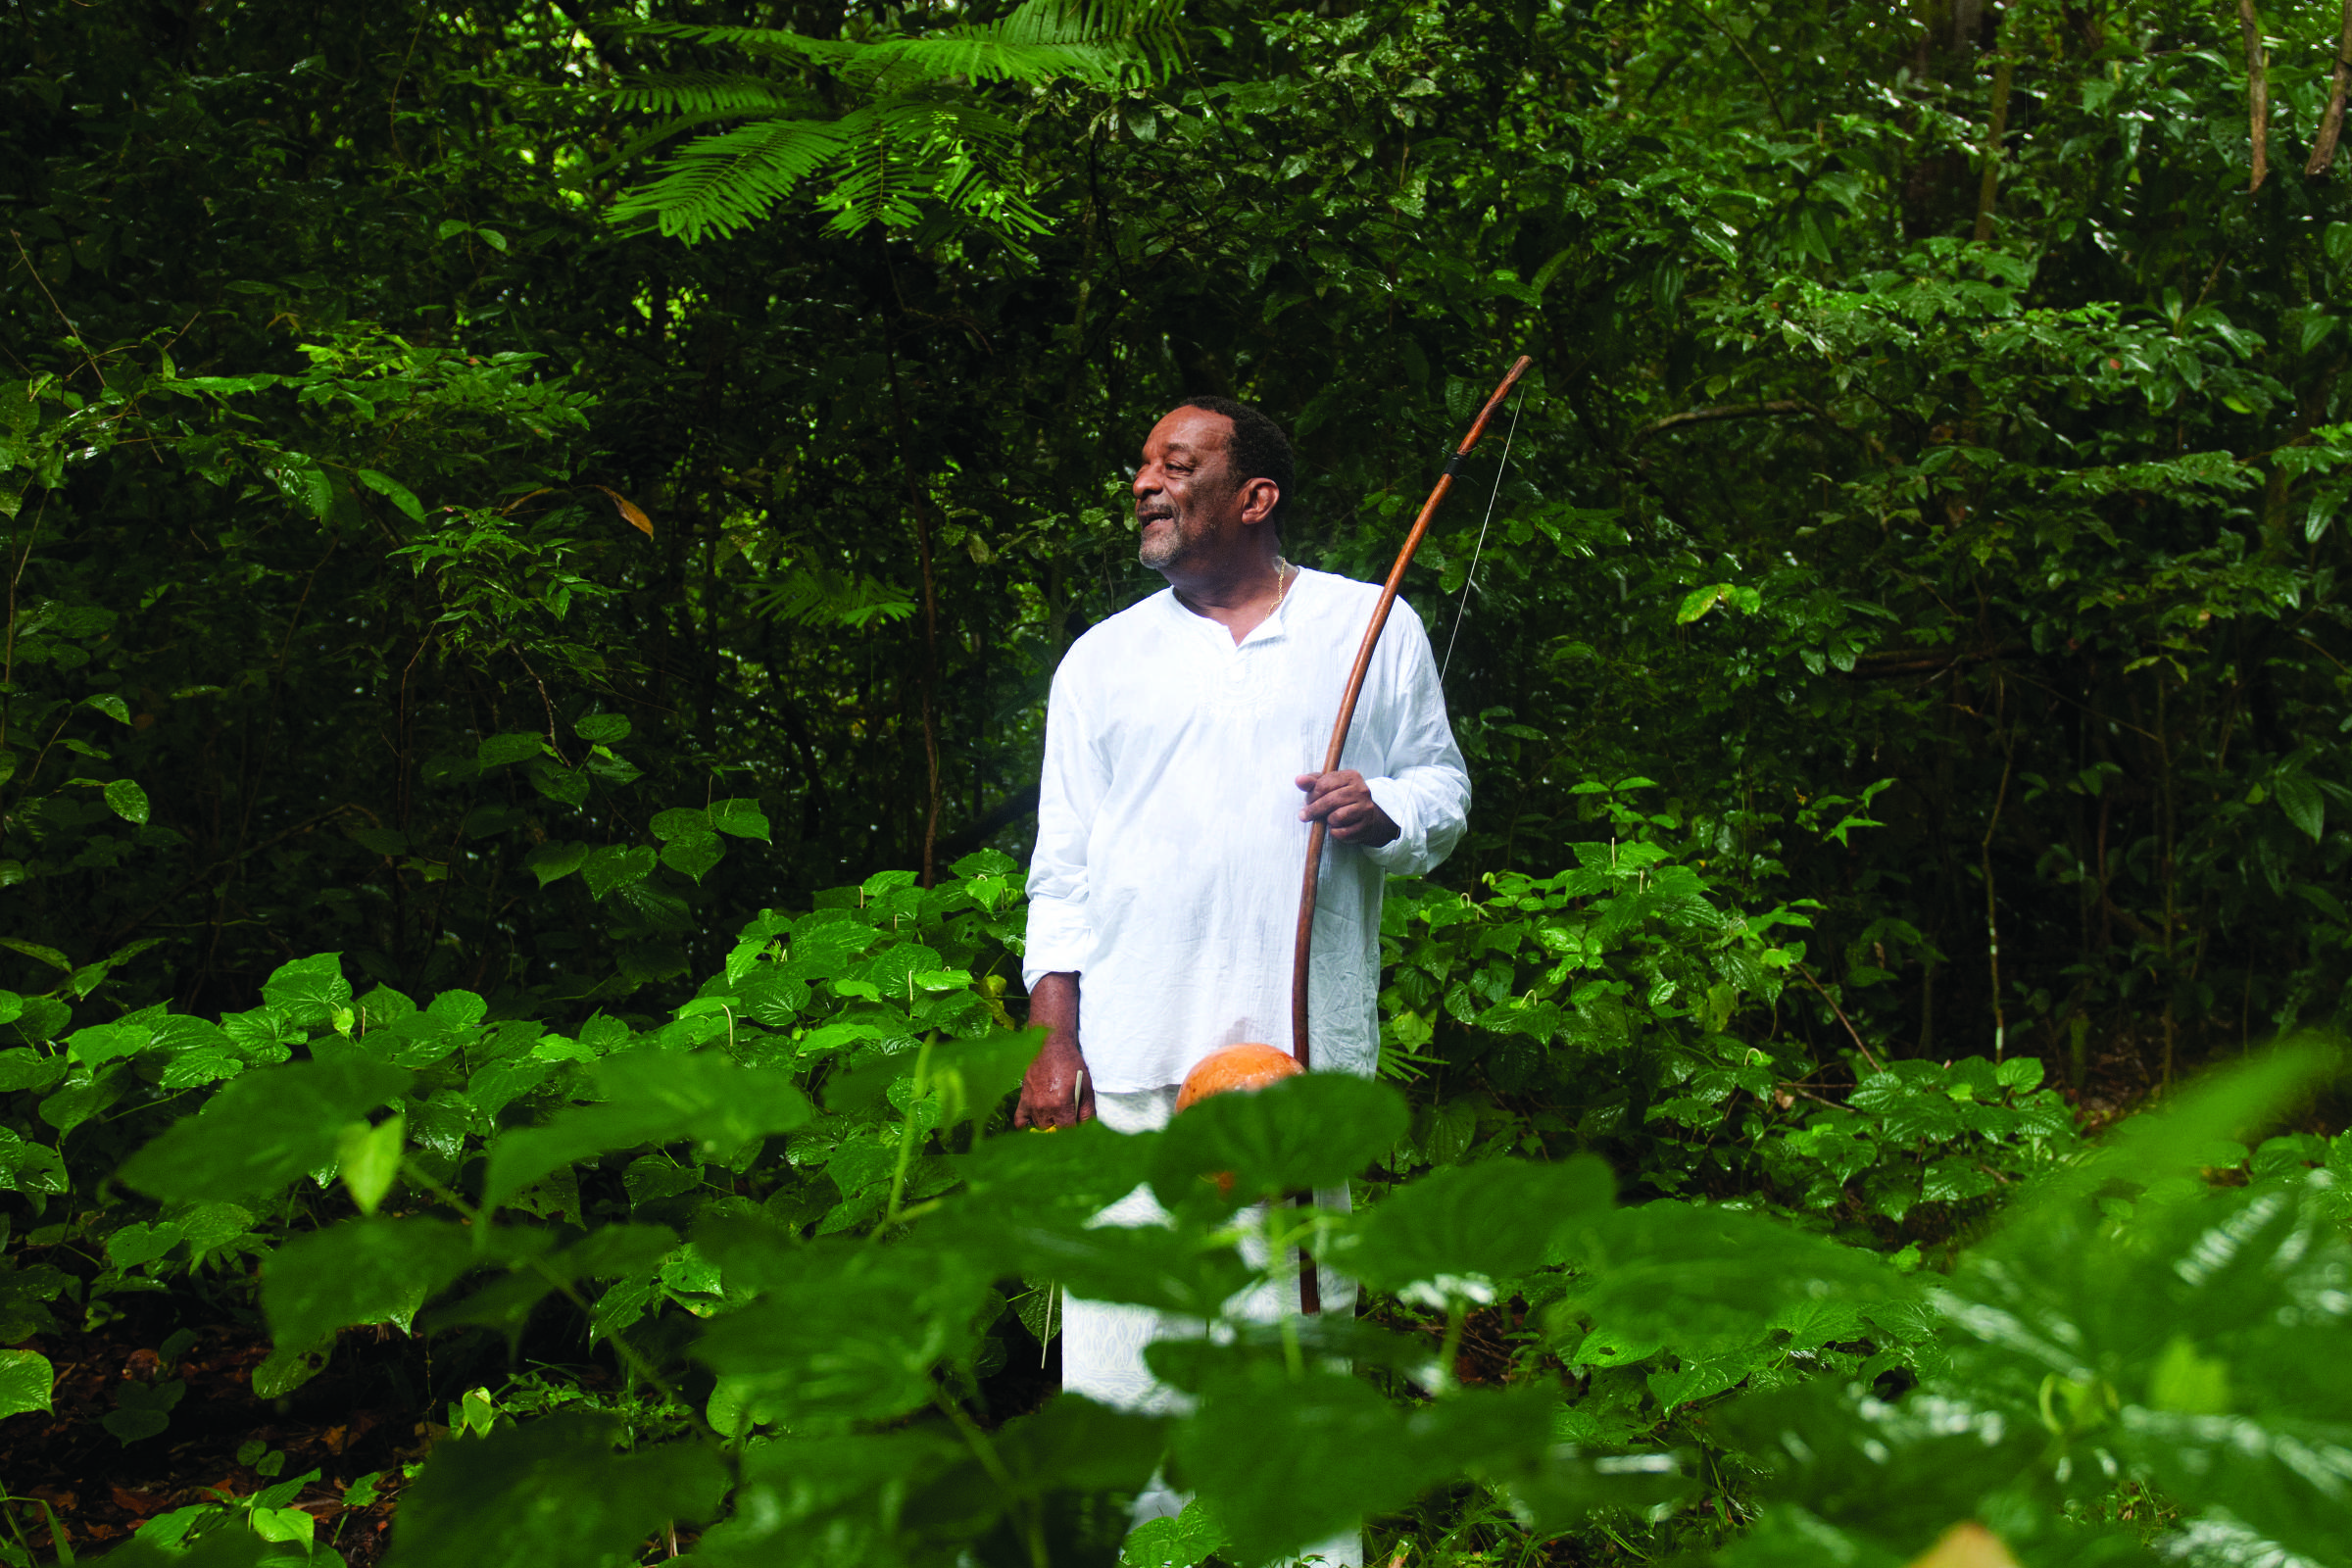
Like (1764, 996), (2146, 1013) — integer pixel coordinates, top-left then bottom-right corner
(0, 854), (2344, 1567)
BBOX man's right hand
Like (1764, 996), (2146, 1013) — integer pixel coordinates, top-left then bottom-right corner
(1014, 1033), (1094, 1128)
(1014, 971), (1093, 1129)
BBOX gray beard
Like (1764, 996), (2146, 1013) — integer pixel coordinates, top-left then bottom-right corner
(1136, 520), (1188, 570)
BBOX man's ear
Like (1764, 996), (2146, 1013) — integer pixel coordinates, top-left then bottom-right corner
(1239, 477), (1281, 527)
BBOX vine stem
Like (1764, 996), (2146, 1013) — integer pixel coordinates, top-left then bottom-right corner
(1982, 699), (2016, 1064)
(932, 1385), (1047, 1568)
(1435, 1297), (1468, 1394)
(884, 1032), (936, 1226)
(1793, 962), (1884, 1073)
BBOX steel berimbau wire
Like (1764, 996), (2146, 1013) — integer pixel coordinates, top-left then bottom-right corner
(1287, 354), (1533, 1314)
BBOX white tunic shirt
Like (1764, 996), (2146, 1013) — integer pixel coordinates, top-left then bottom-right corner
(1023, 567), (1471, 1093)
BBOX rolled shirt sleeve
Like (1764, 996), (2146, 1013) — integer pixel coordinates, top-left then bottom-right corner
(1024, 662), (1105, 991)
(1359, 606), (1470, 877)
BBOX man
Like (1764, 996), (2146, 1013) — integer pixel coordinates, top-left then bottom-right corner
(1014, 397), (1471, 1557)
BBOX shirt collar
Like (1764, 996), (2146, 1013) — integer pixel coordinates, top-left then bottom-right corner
(1162, 567), (1306, 650)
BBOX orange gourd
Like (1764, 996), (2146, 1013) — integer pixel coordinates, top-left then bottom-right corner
(1176, 1042), (1301, 1113)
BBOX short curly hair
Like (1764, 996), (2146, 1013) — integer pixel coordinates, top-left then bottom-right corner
(1172, 396), (1296, 530)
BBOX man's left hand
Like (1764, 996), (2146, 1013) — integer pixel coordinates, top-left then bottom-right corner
(1296, 769), (1399, 846)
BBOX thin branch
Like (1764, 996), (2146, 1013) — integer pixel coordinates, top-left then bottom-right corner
(1794, 962), (1885, 1072)
(1972, 55), (2015, 241)
(2308, 0), (2352, 175)
(1981, 702), (2017, 1063)
(2240, 0), (2271, 192)
(7, 231), (106, 387)
(1633, 400), (1838, 443)
(1669, 0), (1788, 131)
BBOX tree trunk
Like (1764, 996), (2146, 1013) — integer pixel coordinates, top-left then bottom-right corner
(2308, 0), (2352, 175)
(1972, 55), (2015, 241)
(2241, 0), (2270, 191)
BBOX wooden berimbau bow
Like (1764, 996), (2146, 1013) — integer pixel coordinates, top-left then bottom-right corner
(1288, 354), (1533, 1312)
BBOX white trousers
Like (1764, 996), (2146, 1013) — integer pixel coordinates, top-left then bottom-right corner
(1061, 1086), (1362, 1568)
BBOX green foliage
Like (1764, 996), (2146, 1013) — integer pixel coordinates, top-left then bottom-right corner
(611, 0), (1184, 243)
(8, 0), (2352, 1562)
(0, 847), (2336, 1566)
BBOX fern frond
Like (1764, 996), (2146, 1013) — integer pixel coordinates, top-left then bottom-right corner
(816, 101), (1042, 241)
(606, 0), (1178, 247)
(608, 72), (816, 118)
(611, 119), (851, 243)
(623, 22), (858, 66)
(844, 34), (1134, 92)
(746, 566), (915, 629)
(998, 0), (1185, 79)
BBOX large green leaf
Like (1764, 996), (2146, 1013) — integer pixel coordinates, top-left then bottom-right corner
(691, 1239), (993, 1425)
(1558, 1200), (1907, 1354)
(262, 1217), (475, 1346)
(481, 1054), (810, 1210)
(1172, 1356), (1557, 1565)
(260, 952), (351, 1026)
(1149, 1072), (1409, 1210)
(0, 1348), (52, 1418)
(697, 1429), (964, 1565)
(982, 1211), (1254, 1318)
(1337, 1154), (1615, 1300)
(387, 1416), (726, 1568)
(118, 1057), (412, 1202)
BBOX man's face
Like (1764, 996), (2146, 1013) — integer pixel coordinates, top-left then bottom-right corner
(1133, 407), (1242, 572)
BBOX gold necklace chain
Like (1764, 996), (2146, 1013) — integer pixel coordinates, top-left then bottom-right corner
(1273, 556), (1294, 614)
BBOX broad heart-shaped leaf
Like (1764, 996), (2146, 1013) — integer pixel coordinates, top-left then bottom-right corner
(573, 711), (630, 744)
(691, 1239), (994, 1426)
(261, 952), (351, 1026)
(1556, 1200), (1907, 1356)
(1706, 1378), (2148, 1567)
(1172, 1354), (1558, 1565)
(982, 1395), (1168, 1499)
(1150, 1071), (1409, 1210)
(422, 1224), (679, 1341)
(707, 1398), (1166, 1566)
(522, 840), (591, 887)
(976, 1210), (1254, 1319)
(1337, 1155), (1616, 1300)
(386, 1415), (725, 1568)
(1935, 1174), (2352, 1566)
(0, 1349), (52, 1417)
(335, 1111), (405, 1215)
(263, 1218), (475, 1347)
(580, 843), (657, 900)
(696, 1428), (965, 1567)
(949, 1116), (1161, 1225)
(481, 1054), (810, 1211)
(649, 807), (710, 841)
(474, 731), (546, 769)
(0, 1049), (65, 1092)
(710, 797), (770, 841)
(119, 1057), (411, 1202)
(1120, 1499), (1227, 1568)
(660, 830), (724, 883)
(902, 1397), (1168, 1565)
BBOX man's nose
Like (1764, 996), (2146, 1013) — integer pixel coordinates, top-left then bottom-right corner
(1132, 466), (1158, 499)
